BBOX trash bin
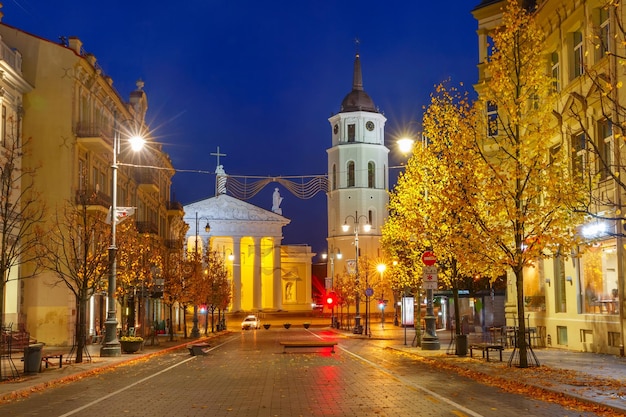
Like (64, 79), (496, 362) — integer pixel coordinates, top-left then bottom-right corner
(456, 334), (468, 357)
(24, 343), (44, 374)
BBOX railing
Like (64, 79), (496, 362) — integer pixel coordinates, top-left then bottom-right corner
(75, 122), (113, 140)
(136, 221), (158, 234)
(75, 188), (111, 207)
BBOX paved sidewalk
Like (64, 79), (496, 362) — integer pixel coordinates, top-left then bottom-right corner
(1, 325), (626, 415)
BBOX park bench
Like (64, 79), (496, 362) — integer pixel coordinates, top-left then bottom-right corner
(41, 352), (64, 368)
(187, 343), (211, 356)
(280, 341), (337, 353)
(469, 343), (504, 362)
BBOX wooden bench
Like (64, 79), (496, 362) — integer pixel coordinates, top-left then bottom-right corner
(469, 343), (504, 362)
(187, 343), (211, 356)
(280, 341), (337, 353)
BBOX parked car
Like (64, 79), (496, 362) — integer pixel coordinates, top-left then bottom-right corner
(241, 315), (260, 330)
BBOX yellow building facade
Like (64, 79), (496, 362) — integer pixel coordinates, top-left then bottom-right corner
(184, 194), (314, 313)
(473, 0), (626, 354)
(0, 20), (182, 345)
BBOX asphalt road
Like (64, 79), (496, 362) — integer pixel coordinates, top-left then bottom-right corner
(0, 328), (603, 417)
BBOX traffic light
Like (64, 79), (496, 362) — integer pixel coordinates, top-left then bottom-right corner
(325, 292), (337, 308)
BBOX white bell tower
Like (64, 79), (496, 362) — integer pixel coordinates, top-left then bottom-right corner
(326, 52), (389, 283)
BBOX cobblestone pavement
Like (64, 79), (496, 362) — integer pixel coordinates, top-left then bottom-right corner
(0, 319), (625, 416)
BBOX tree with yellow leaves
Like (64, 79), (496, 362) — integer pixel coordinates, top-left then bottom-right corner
(39, 188), (108, 363)
(384, 82), (497, 352)
(115, 221), (163, 337)
(474, 0), (586, 367)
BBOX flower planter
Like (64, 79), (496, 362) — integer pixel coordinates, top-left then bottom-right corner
(283, 323), (291, 329)
(120, 340), (142, 354)
(263, 324), (271, 330)
(303, 323), (311, 329)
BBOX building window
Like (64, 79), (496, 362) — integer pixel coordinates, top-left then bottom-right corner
(571, 132), (586, 178)
(572, 31), (584, 79)
(348, 124), (356, 142)
(487, 101), (498, 137)
(332, 164), (337, 190)
(551, 51), (560, 92)
(557, 326), (568, 346)
(368, 161), (375, 188)
(347, 161), (355, 187)
(597, 8), (610, 61)
(523, 259), (546, 312)
(582, 240), (619, 314)
(608, 331), (621, 348)
(597, 119), (612, 180)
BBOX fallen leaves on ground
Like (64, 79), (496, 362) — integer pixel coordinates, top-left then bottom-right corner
(392, 349), (624, 417)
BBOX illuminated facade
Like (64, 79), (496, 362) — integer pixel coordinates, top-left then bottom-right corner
(326, 52), (389, 282)
(0, 20), (181, 345)
(473, 0), (625, 354)
(184, 194), (314, 312)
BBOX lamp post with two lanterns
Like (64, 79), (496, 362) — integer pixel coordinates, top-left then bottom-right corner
(101, 118), (147, 357)
(190, 212), (211, 338)
(342, 211), (371, 335)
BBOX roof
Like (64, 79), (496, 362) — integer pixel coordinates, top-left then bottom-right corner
(339, 53), (377, 113)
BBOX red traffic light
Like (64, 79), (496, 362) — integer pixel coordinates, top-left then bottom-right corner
(325, 292), (337, 307)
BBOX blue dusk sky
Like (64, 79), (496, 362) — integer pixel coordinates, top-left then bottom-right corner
(2, 1), (480, 256)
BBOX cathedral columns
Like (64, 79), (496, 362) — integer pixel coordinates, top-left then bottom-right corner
(273, 241), (282, 310)
(232, 237), (242, 312)
(253, 237), (262, 310)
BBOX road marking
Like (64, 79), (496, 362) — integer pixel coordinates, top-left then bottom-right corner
(56, 337), (238, 417)
(332, 342), (485, 417)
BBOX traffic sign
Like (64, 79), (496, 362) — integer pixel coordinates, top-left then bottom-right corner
(365, 287), (374, 297)
(422, 251), (436, 266)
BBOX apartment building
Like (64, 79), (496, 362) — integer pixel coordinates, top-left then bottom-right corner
(0, 19), (183, 345)
(473, 0), (625, 354)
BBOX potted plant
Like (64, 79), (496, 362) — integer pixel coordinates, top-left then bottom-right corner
(303, 322), (311, 329)
(120, 336), (144, 353)
(283, 323), (291, 329)
(263, 323), (271, 329)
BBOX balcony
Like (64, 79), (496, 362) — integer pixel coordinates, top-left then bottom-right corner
(167, 200), (183, 215)
(75, 123), (112, 154)
(75, 188), (111, 211)
(136, 221), (158, 235)
(134, 168), (159, 193)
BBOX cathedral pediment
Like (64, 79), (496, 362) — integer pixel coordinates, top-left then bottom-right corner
(184, 194), (290, 237)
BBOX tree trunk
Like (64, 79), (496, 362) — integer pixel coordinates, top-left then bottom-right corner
(76, 296), (88, 363)
(515, 268), (528, 368)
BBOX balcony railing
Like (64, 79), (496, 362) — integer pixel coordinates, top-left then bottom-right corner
(75, 188), (111, 208)
(136, 221), (158, 234)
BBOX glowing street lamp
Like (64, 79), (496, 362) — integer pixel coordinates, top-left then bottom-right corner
(342, 211), (371, 334)
(101, 119), (146, 357)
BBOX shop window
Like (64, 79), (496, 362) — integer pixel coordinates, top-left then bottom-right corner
(582, 241), (619, 314)
(523, 259), (546, 312)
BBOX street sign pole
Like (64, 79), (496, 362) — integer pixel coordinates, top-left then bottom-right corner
(421, 251), (440, 351)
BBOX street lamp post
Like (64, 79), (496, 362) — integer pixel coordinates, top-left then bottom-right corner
(342, 211), (371, 335)
(377, 263), (386, 330)
(101, 118), (146, 357)
(190, 212), (211, 338)
(322, 248), (342, 328)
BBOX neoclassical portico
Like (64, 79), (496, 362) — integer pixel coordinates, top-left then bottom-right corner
(184, 194), (312, 312)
